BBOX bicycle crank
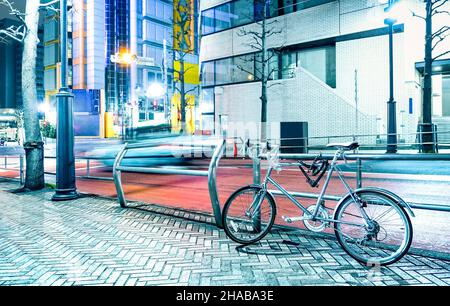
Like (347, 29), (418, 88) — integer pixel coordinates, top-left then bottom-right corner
(303, 205), (329, 232)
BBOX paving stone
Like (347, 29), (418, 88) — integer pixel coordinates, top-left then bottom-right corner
(0, 182), (449, 286)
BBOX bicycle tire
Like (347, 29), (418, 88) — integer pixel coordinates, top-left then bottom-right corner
(334, 190), (413, 266)
(222, 186), (277, 245)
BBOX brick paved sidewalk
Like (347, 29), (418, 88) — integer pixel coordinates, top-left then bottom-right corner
(0, 181), (450, 286)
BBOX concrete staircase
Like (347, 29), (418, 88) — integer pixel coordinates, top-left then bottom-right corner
(433, 117), (450, 145)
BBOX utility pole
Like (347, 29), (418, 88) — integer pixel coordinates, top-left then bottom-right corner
(355, 69), (359, 140)
(52, 0), (79, 201)
(384, 0), (398, 154)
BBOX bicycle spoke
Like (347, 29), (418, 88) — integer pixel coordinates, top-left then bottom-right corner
(334, 191), (412, 266)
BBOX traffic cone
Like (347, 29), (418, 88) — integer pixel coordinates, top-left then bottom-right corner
(233, 142), (238, 158)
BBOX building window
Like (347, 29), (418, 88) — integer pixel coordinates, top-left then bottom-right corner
(137, 19), (143, 38)
(215, 58), (233, 85)
(200, 44), (335, 87)
(281, 51), (297, 79)
(215, 2), (233, 31)
(137, 0), (143, 14)
(201, 88), (214, 114)
(201, 61), (215, 86)
(202, 114), (215, 132)
(233, 54), (256, 83)
(231, 0), (254, 28)
(148, 71), (162, 83)
(44, 44), (58, 66)
(201, 8), (215, 35)
(201, 0), (335, 35)
(297, 45), (336, 88)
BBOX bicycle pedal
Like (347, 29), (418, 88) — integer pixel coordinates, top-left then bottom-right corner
(282, 216), (306, 223)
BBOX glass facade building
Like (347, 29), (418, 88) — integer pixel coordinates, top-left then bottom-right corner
(201, 0), (335, 36)
(105, 0), (131, 114)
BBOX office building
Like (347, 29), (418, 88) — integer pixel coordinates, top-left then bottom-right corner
(199, 0), (450, 145)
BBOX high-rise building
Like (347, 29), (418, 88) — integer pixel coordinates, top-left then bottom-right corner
(41, 0), (201, 138)
(129, 0), (174, 130)
(43, 0), (106, 137)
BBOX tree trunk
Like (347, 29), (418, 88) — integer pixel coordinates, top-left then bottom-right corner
(422, 0), (435, 153)
(260, 3), (268, 144)
(22, 0), (45, 190)
(180, 58), (187, 134)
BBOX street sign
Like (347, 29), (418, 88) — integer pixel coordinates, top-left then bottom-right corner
(110, 54), (156, 67)
(136, 56), (155, 67)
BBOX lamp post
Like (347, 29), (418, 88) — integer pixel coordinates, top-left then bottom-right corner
(52, 0), (79, 201)
(384, 0), (399, 154)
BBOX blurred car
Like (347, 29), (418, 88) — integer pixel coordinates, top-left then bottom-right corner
(85, 134), (219, 168)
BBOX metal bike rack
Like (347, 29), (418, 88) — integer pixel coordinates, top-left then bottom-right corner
(113, 137), (226, 227)
(0, 146), (25, 185)
(264, 152), (450, 213)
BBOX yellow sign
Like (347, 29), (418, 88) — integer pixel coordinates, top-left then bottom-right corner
(173, 61), (200, 85)
(173, 0), (195, 54)
(171, 93), (195, 134)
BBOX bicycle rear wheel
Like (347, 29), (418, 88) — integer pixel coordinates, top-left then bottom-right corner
(334, 191), (413, 266)
(222, 186), (276, 245)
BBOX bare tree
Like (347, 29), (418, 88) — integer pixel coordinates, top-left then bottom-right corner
(413, 0), (449, 153)
(236, 0), (283, 143)
(0, 0), (57, 190)
(172, 0), (198, 134)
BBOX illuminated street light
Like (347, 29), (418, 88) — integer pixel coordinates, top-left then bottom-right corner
(146, 82), (166, 99)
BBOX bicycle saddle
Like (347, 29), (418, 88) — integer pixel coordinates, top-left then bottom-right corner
(327, 142), (359, 151)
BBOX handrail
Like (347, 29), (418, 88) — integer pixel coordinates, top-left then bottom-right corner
(257, 152), (450, 213)
(278, 153), (450, 161)
(0, 146), (25, 185)
(112, 138), (226, 227)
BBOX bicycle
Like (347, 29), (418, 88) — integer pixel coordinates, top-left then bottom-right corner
(222, 142), (414, 266)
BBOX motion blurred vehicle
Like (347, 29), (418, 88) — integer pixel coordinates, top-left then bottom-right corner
(85, 134), (217, 168)
(0, 109), (19, 146)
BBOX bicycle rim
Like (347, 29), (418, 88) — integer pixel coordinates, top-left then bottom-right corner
(334, 191), (412, 266)
(222, 186), (276, 244)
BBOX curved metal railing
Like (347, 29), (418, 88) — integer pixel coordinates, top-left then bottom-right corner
(112, 137), (226, 227)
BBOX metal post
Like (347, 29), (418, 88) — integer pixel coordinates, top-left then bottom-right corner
(52, 0), (79, 201)
(86, 159), (90, 177)
(19, 154), (24, 185)
(253, 145), (261, 232)
(356, 158), (362, 189)
(385, 2), (397, 154)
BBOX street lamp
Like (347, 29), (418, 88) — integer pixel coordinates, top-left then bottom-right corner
(52, 0), (79, 201)
(383, 0), (402, 154)
(146, 82), (166, 99)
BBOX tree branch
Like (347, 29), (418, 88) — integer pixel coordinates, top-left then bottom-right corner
(412, 11), (426, 20)
(432, 26), (450, 40)
(0, 0), (27, 40)
(432, 32), (450, 50)
(0, 25), (26, 42)
(433, 50), (450, 61)
(432, 0), (448, 12)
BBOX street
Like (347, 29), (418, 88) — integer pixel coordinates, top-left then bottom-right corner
(2, 152), (448, 255)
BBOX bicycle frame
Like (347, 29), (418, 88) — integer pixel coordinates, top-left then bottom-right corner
(250, 149), (369, 227)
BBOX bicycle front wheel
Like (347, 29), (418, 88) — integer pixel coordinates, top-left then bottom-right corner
(334, 191), (413, 266)
(222, 186), (276, 245)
